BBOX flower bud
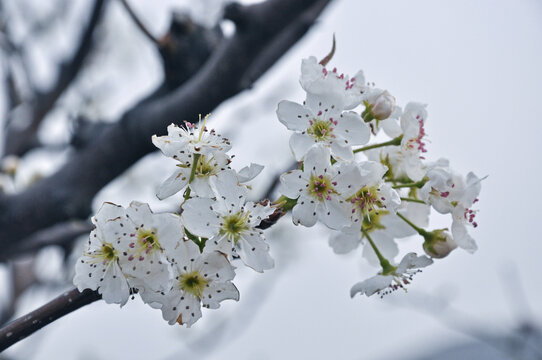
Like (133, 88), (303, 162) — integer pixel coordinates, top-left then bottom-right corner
(364, 90), (396, 121)
(422, 230), (457, 259)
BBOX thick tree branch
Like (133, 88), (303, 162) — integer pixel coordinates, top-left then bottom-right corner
(0, 289), (101, 352)
(0, 0), (331, 257)
(0, 221), (93, 261)
(4, 0), (106, 156)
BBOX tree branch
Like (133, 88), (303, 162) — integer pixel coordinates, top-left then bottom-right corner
(3, 0), (106, 157)
(0, 0), (331, 258)
(0, 288), (101, 352)
(0, 221), (93, 261)
(119, 0), (160, 46)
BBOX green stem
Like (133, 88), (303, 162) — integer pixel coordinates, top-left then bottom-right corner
(400, 197), (426, 204)
(392, 179), (426, 189)
(396, 212), (427, 236)
(353, 135), (402, 153)
(362, 229), (395, 274)
(183, 153), (201, 200)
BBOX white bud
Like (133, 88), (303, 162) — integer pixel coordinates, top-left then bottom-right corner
(367, 90), (395, 120)
(423, 230), (457, 259)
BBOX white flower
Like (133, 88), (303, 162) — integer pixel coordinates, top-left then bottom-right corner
(347, 161), (401, 223)
(74, 202), (132, 306)
(277, 97), (369, 161)
(279, 145), (360, 229)
(152, 122), (231, 157)
(146, 240), (239, 327)
(156, 149), (231, 199)
(104, 201), (184, 293)
(300, 56), (369, 110)
(182, 170), (275, 272)
(450, 172), (483, 253)
(369, 103), (429, 182)
(153, 123), (234, 199)
(420, 167), (483, 253)
(350, 253), (433, 298)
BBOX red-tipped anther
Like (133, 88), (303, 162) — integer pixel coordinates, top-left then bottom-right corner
(128, 255), (134, 261)
(440, 191), (450, 198)
(332, 181), (337, 186)
(326, 195), (332, 200)
(139, 256), (145, 261)
(129, 243), (135, 248)
(317, 110), (322, 116)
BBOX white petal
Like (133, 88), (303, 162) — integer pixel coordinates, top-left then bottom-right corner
(333, 162), (362, 198)
(278, 170), (306, 199)
(100, 262), (131, 306)
(169, 239), (201, 267)
(334, 111), (370, 145)
(156, 168), (190, 200)
(237, 232), (274, 272)
(451, 220), (478, 253)
(317, 199), (350, 230)
(237, 163), (264, 183)
(350, 275), (393, 297)
(202, 282), (239, 309)
(291, 198), (318, 227)
(289, 132), (317, 161)
(182, 197), (219, 238)
(330, 141), (354, 162)
(304, 145), (332, 176)
(329, 230), (361, 254)
(189, 176), (215, 198)
(245, 201), (275, 227)
(199, 251), (236, 281)
(276, 100), (312, 131)
(396, 253), (433, 273)
(211, 170), (247, 212)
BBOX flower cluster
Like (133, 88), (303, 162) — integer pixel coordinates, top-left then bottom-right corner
(277, 55), (483, 298)
(74, 49), (483, 328)
(74, 117), (274, 327)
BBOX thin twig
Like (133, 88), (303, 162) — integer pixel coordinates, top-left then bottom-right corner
(119, 0), (161, 45)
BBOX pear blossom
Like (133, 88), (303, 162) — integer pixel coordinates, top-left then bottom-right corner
(350, 253), (433, 298)
(74, 202), (132, 306)
(147, 240), (239, 327)
(152, 121), (231, 158)
(329, 201), (430, 266)
(279, 145), (361, 229)
(300, 56), (369, 110)
(420, 167), (483, 252)
(119, 201), (184, 292)
(182, 170), (275, 272)
(156, 149), (231, 199)
(369, 103), (429, 182)
(153, 123), (233, 199)
(276, 97), (370, 161)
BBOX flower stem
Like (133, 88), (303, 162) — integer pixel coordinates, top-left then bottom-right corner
(400, 197), (426, 204)
(183, 153), (201, 200)
(396, 212), (427, 236)
(353, 135), (402, 153)
(362, 229), (395, 274)
(392, 179), (426, 189)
